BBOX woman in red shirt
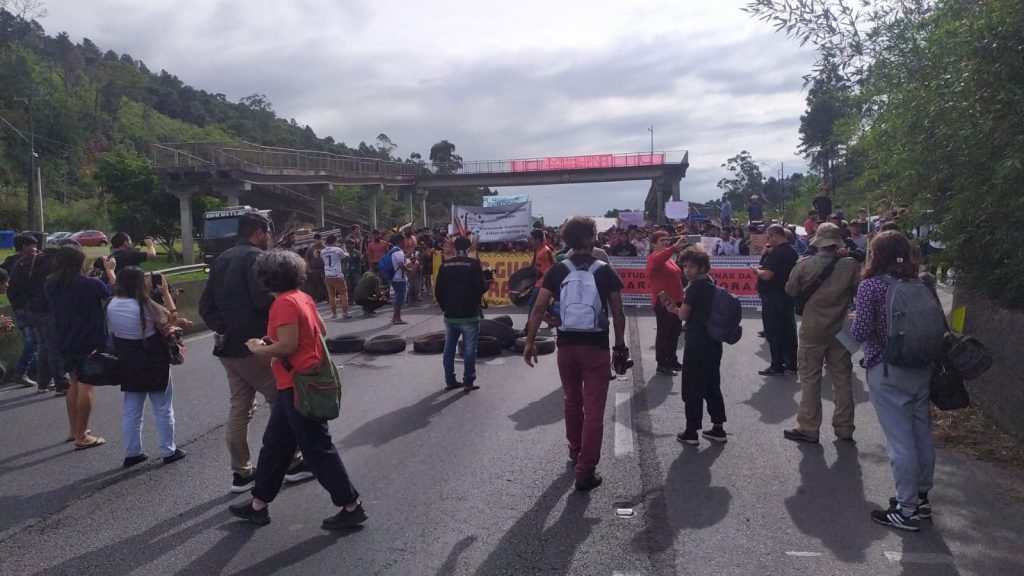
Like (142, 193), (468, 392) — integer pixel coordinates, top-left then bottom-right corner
(228, 250), (366, 531)
(646, 231), (689, 376)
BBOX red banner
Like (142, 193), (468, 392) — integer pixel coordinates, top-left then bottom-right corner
(612, 260), (760, 303)
(511, 153), (664, 172)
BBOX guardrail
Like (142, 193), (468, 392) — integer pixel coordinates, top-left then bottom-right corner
(429, 150), (690, 175)
(157, 264), (208, 278)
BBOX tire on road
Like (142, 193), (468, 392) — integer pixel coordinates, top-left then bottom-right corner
(479, 319), (518, 348)
(491, 315), (513, 327)
(326, 335), (365, 354)
(508, 266), (539, 307)
(412, 332), (447, 354)
(364, 334), (407, 354)
(459, 335), (502, 358)
(514, 336), (555, 355)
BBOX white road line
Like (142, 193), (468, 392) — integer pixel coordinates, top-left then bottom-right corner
(785, 551), (823, 557)
(614, 392), (634, 456)
(183, 331), (215, 344)
(882, 551), (955, 565)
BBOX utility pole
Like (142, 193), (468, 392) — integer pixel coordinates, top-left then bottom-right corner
(15, 95), (37, 230)
(648, 125), (654, 158)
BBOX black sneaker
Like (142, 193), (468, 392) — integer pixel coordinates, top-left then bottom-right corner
(284, 462), (314, 483)
(668, 360), (684, 371)
(783, 428), (820, 443)
(444, 381), (463, 391)
(871, 504), (920, 531)
(122, 453), (149, 468)
(322, 503), (368, 530)
(784, 366), (798, 375)
(758, 366), (786, 376)
(889, 496), (931, 519)
(655, 364), (678, 376)
(163, 448), (186, 465)
(230, 472), (256, 493)
(702, 427), (727, 443)
(228, 501), (270, 526)
(676, 430), (699, 445)
(574, 471), (603, 492)
(463, 382), (480, 392)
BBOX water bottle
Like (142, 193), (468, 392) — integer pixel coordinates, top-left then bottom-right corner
(214, 332), (226, 355)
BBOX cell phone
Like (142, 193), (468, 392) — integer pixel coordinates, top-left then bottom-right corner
(687, 235), (701, 245)
(657, 290), (673, 308)
(151, 272), (163, 287)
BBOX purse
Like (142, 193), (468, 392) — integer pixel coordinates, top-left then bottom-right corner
(286, 334), (342, 421)
(76, 350), (121, 386)
(930, 359), (970, 411)
(158, 324), (186, 365)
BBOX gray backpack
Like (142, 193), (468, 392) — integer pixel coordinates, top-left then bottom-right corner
(882, 276), (946, 369)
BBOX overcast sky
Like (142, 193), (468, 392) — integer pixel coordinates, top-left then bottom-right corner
(43, 0), (816, 222)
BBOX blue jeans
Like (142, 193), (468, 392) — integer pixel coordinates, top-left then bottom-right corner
(122, 377), (177, 458)
(443, 321), (479, 385)
(525, 287), (557, 323)
(12, 309), (37, 376)
(25, 310), (68, 391)
(866, 363), (935, 507)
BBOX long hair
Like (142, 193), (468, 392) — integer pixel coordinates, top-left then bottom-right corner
(115, 266), (169, 335)
(48, 246), (86, 285)
(863, 230), (918, 280)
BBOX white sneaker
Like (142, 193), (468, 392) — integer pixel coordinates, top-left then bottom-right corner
(19, 373), (37, 387)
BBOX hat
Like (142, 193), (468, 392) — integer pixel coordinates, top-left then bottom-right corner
(829, 213), (843, 221)
(751, 195), (759, 199)
(810, 223), (844, 248)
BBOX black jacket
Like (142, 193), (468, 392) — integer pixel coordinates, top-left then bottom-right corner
(434, 255), (487, 320)
(199, 241), (274, 357)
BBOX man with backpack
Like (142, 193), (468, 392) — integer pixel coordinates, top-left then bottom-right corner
(380, 234), (409, 325)
(782, 223), (861, 443)
(523, 216), (626, 492)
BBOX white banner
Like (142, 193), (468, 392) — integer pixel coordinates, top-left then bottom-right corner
(453, 202), (533, 242)
(665, 201), (689, 220)
(482, 194), (530, 207)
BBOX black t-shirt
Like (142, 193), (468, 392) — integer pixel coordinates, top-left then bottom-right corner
(757, 242), (798, 295)
(683, 276), (715, 344)
(607, 241), (637, 257)
(542, 254), (624, 349)
(111, 250), (148, 274)
(812, 196), (833, 219)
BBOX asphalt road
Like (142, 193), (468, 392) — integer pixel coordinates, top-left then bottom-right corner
(1, 295), (1022, 575)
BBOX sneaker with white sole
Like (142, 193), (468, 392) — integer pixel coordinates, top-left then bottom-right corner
(676, 430), (699, 445)
(889, 496), (931, 519)
(702, 427), (727, 443)
(284, 462), (314, 483)
(871, 504), (921, 531)
(230, 472), (256, 493)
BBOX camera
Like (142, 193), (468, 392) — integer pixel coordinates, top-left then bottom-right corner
(151, 272), (163, 287)
(482, 268), (495, 283)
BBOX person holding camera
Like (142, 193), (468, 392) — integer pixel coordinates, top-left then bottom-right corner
(434, 236), (488, 391)
(109, 233), (157, 275)
(646, 231), (688, 376)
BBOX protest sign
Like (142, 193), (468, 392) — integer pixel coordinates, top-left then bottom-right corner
(483, 195), (530, 208)
(452, 202), (533, 242)
(617, 211), (644, 228)
(665, 201), (689, 220)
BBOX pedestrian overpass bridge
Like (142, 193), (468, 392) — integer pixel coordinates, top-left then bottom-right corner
(153, 141), (688, 263)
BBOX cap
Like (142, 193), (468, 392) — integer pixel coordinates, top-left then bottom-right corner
(810, 223), (844, 248)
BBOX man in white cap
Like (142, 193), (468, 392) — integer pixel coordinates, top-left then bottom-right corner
(781, 223), (861, 443)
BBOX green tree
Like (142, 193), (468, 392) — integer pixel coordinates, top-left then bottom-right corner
(717, 151), (765, 208)
(429, 140), (463, 175)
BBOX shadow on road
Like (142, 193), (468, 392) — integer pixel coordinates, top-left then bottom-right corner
(434, 535), (478, 576)
(225, 531), (361, 576)
(740, 376), (800, 425)
(337, 390), (466, 449)
(508, 388), (563, 431)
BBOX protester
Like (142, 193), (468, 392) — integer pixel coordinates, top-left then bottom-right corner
(523, 216), (626, 492)
(407, 249), (422, 304)
(228, 250), (366, 530)
(342, 239), (363, 306)
(803, 209), (820, 235)
(0, 267), (12, 333)
(849, 220), (868, 253)
(387, 234), (409, 325)
(109, 233), (157, 275)
(713, 226), (740, 256)
(754, 224), (798, 376)
(524, 229), (557, 330)
(45, 245), (114, 449)
(812, 184), (833, 222)
(353, 263), (388, 316)
(4, 234), (40, 387)
(647, 231), (687, 376)
(852, 231), (937, 532)
(107, 267), (190, 467)
(320, 235), (350, 319)
(303, 233), (326, 302)
(24, 246), (72, 396)
(345, 224), (365, 254)
(629, 226), (650, 257)
(720, 195), (733, 227)
(660, 247), (728, 445)
(782, 224), (861, 444)
(199, 213), (310, 493)
(365, 229), (388, 271)
(435, 236), (488, 392)
(748, 195), (765, 222)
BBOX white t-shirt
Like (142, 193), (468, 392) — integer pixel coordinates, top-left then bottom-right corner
(713, 238), (739, 256)
(321, 246), (347, 278)
(391, 249), (407, 282)
(106, 296), (159, 340)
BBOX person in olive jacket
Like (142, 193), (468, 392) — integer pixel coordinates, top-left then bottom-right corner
(434, 235), (488, 392)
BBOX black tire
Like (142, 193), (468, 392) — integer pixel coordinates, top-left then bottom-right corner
(479, 319), (518, 348)
(514, 336), (555, 355)
(364, 334), (407, 354)
(508, 266), (539, 307)
(413, 332), (446, 354)
(326, 335), (365, 353)
(459, 335), (502, 358)
(492, 315), (513, 327)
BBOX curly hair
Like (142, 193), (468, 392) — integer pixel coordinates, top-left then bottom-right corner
(254, 250), (308, 293)
(561, 216), (597, 250)
(863, 230), (918, 280)
(679, 246), (710, 272)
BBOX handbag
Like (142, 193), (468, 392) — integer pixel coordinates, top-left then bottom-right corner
(76, 350), (121, 386)
(158, 324), (186, 365)
(942, 331), (991, 381)
(930, 358), (970, 411)
(286, 334), (342, 421)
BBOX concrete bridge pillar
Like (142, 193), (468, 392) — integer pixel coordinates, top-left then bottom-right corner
(367, 184), (380, 230)
(312, 184), (328, 228)
(213, 182), (251, 207)
(172, 189), (195, 265)
(406, 186), (415, 225)
(418, 187), (429, 227)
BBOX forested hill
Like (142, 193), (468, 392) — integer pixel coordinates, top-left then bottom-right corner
(0, 9), (480, 233)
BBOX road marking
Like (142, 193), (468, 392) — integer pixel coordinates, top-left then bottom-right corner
(882, 551), (955, 565)
(785, 551), (823, 557)
(614, 392), (634, 456)
(183, 332), (214, 344)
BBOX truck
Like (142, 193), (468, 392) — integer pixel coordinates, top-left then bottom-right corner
(200, 206), (272, 265)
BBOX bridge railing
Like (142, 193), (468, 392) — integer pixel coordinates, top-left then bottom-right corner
(428, 150), (689, 175)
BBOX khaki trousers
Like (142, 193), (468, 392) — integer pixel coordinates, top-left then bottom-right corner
(796, 338), (855, 439)
(325, 277), (349, 316)
(220, 355), (279, 476)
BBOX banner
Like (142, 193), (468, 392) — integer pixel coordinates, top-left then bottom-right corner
(431, 252), (532, 307)
(617, 211), (644, 228)
(452, 202), (533, 242)
(512, 153), (664, 172)
(483, 194), (530, 208)
(665, 201), (689, 220)
(607, 255), (762, 308)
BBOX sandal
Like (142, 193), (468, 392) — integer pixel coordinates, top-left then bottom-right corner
(74, 436), (106, 450)
(66, 429), (91, 442)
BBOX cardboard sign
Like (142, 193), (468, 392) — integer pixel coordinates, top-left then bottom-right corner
(748, 234), (767, 256)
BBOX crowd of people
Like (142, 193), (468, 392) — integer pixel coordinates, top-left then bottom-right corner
(0, 193), (947, 534)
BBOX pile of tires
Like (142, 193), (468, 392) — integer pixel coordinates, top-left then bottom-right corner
(479, 319), (519, 349)
(412, 332), (446, 354)
(326, 335), (365, 354)
(458, 335), (503, 358)
(513, 336), (555, 355)
(364, 334), (407, 354)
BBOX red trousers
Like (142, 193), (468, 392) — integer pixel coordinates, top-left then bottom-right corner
(556, 345), (611, 479)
